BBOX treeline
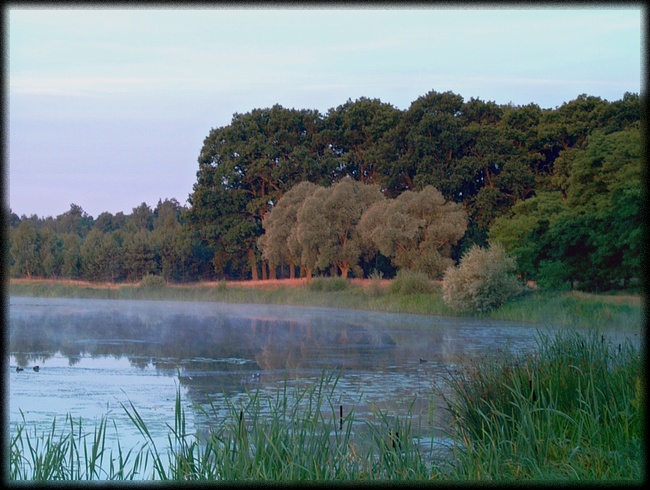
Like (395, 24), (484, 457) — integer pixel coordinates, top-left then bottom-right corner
(7, 200), (198, 283)
(6, 89), (642, 291)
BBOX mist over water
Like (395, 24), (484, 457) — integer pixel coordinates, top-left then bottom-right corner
(10, 295), (633, 467)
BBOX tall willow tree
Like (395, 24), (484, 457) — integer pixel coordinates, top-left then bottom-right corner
(358, 185), (467, 278)
(296, 177), (385, 278)
(258, 181), (319, 279)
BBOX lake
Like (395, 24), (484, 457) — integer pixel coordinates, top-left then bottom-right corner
(8, 296), (635, 476)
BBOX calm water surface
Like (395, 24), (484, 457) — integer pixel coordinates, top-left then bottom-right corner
(8, 295), (634, 474)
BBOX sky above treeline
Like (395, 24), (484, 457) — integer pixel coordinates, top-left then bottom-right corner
(7, 6), (643, 219)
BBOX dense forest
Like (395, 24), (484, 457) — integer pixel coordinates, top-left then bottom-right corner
(6, 89), (642, 291)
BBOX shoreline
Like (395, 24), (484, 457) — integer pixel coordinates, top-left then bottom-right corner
(7, 277), (643, 333)
(7, 276), (640, 304)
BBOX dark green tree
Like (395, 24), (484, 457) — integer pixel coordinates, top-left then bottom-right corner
(153, 198), (185, 229)
(321, 97), (402, 184)
(60, 233), (83, 279)
(7, 208), (21, 228)
(564, 124), (642, 288)
(489, 191), (567, 285)
(10, 220), (40, 278)
(151, 207), (193, 282)
(490, 123), (641, 290)
(53, 203), (94, 237)
(94, 212), (117, 233)
(374, 90), (466, 198)
(457, 110), (536, 245)
(127, 202), (154, 232)
(38, 227), (63, 277)
(122, 229), (157, 281)
(186, 105), (329, 279)
(80, 229), (123, 282)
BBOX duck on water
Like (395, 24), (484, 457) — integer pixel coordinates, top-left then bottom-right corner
(14, 366), (39, 372)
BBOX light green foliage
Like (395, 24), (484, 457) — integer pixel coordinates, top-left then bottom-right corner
(139, 273), (166, 288)
(297, 177), (385, 277)
(442, 243), (523, 312)
(489, 191), (566, 281)
(387, 269), (435, 295)
(307, 276), (350, 292)
(358, 185), (467, 278)
(259, 181), (319, 278)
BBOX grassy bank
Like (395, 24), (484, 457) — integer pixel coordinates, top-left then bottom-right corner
(9, 330), (642, 481)
(8, 277), (643, 331)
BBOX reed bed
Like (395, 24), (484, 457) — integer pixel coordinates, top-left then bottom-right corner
(440, 329), (643, 480)
(9, 330), (642, 481)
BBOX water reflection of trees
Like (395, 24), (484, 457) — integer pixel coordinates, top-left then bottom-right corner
(9, 309), (399, 399)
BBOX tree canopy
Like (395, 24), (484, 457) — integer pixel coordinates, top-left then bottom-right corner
(295, 177), (385, 278)
(357, 185), (467, 278)
(490, 123), (642, 290)
(7, 90), (642, 291)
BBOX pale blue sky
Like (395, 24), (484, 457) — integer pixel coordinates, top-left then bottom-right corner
(7, 6), (643, 218)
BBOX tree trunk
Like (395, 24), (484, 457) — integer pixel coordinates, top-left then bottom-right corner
(249, 249), (259, 281)
(339, 264), (350, 278)
(269, 262), (277, 280)
(261, 260), (268, 280)
(289, 263), (296, 279)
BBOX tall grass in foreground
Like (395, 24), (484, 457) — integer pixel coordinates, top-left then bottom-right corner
(440, 329), (643, 480)
(10, 372), (438, 481)
(9, 410), (150, 480)
(9, 331), (642, 481)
